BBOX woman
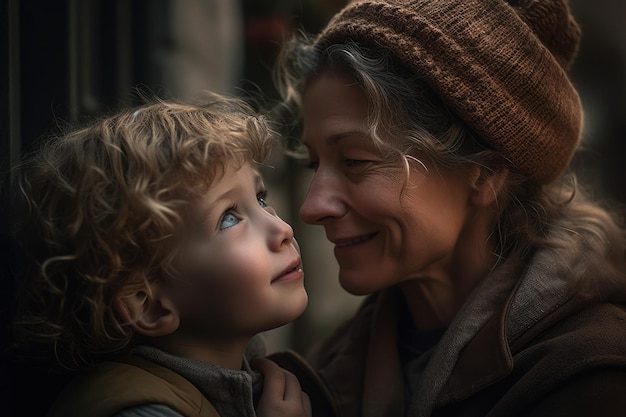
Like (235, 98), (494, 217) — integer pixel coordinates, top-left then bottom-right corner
(272, 0), (626, 416)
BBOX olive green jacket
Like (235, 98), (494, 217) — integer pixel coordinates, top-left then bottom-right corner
(46, 355), (220, 417)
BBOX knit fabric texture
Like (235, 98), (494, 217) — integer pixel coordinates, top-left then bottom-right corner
(315, 0), (583, 184)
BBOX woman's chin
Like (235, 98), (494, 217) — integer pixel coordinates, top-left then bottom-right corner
(339, 273), (382, 296)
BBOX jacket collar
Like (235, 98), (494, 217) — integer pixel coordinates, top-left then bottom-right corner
(362, 289), (405, 417)
(315, 225), (623, 416)
(409, 259), (523, 417)
(318, 261), (522, 417)
(439, 230), (615, 405)
(439, 286), (515, 404)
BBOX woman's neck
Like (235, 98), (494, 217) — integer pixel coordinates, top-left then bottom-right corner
(399, 208), (499, 330)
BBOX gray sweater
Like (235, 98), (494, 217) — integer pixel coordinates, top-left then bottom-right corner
(116, 337), (265, 417)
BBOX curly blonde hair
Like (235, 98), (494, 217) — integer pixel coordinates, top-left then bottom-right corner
(11, 96), (275, 369)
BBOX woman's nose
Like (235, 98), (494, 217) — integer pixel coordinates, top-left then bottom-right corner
(299, 171), (346, 224)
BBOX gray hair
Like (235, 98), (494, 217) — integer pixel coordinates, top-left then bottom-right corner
(275, 36), (625, 278)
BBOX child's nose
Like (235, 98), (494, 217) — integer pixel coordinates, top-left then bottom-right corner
(269, 214), (294, 250)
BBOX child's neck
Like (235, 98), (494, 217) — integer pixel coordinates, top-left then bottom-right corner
(152, 334), (251, 370)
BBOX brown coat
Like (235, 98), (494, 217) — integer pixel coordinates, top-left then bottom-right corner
(276, 246), (626, 417)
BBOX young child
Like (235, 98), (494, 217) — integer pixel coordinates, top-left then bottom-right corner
(9, 97), (311, 417)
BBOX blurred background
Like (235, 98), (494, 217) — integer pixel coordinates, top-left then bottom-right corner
(1, 0), (624, 415)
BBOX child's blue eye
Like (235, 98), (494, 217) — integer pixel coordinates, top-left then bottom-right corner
(219, 212), (240, 230)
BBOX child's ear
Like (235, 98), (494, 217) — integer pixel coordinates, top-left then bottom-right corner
(114, 283), (180, 337)
(469, 166), (509, 207)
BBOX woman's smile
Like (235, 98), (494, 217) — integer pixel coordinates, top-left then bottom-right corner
(332, 232), (379, 248)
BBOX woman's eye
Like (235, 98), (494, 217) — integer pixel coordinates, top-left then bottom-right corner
(344, 158), (370, 168)
(257, 193), (268, 208)
(219, 212), (240, 230)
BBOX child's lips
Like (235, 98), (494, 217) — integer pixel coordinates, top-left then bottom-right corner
(272, 259), (303, 283)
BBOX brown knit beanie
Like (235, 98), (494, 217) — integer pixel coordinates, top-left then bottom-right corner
(315, 0), (583, 184)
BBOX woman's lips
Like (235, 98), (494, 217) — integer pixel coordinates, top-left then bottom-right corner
(334, 232), (378, 248)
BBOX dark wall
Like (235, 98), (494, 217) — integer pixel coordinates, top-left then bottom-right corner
(0, 2), (171, 415)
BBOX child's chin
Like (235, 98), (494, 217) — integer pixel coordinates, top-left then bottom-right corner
(292, 290), (309, 318)
(270, 293), (309, 330)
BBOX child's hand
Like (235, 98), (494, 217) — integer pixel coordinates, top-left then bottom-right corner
(252, 357), (312, 417)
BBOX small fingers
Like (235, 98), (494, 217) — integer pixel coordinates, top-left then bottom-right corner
(252, 357), (286, 399)
(253, 357), (311, 417)
(283, 365), (303, 400)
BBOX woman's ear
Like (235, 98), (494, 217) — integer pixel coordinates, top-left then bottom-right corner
(114, 283), (180, 338)
(469, 166), (509, 207)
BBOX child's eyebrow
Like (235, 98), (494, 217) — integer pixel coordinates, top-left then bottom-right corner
(212, 189), (237, 205)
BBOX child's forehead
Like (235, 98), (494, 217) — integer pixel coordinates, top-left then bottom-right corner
(193, 162), (263, 207)
(215, 161), (263, 185)
(216, 162), (263, 188)
(196, 157), (261, 186)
